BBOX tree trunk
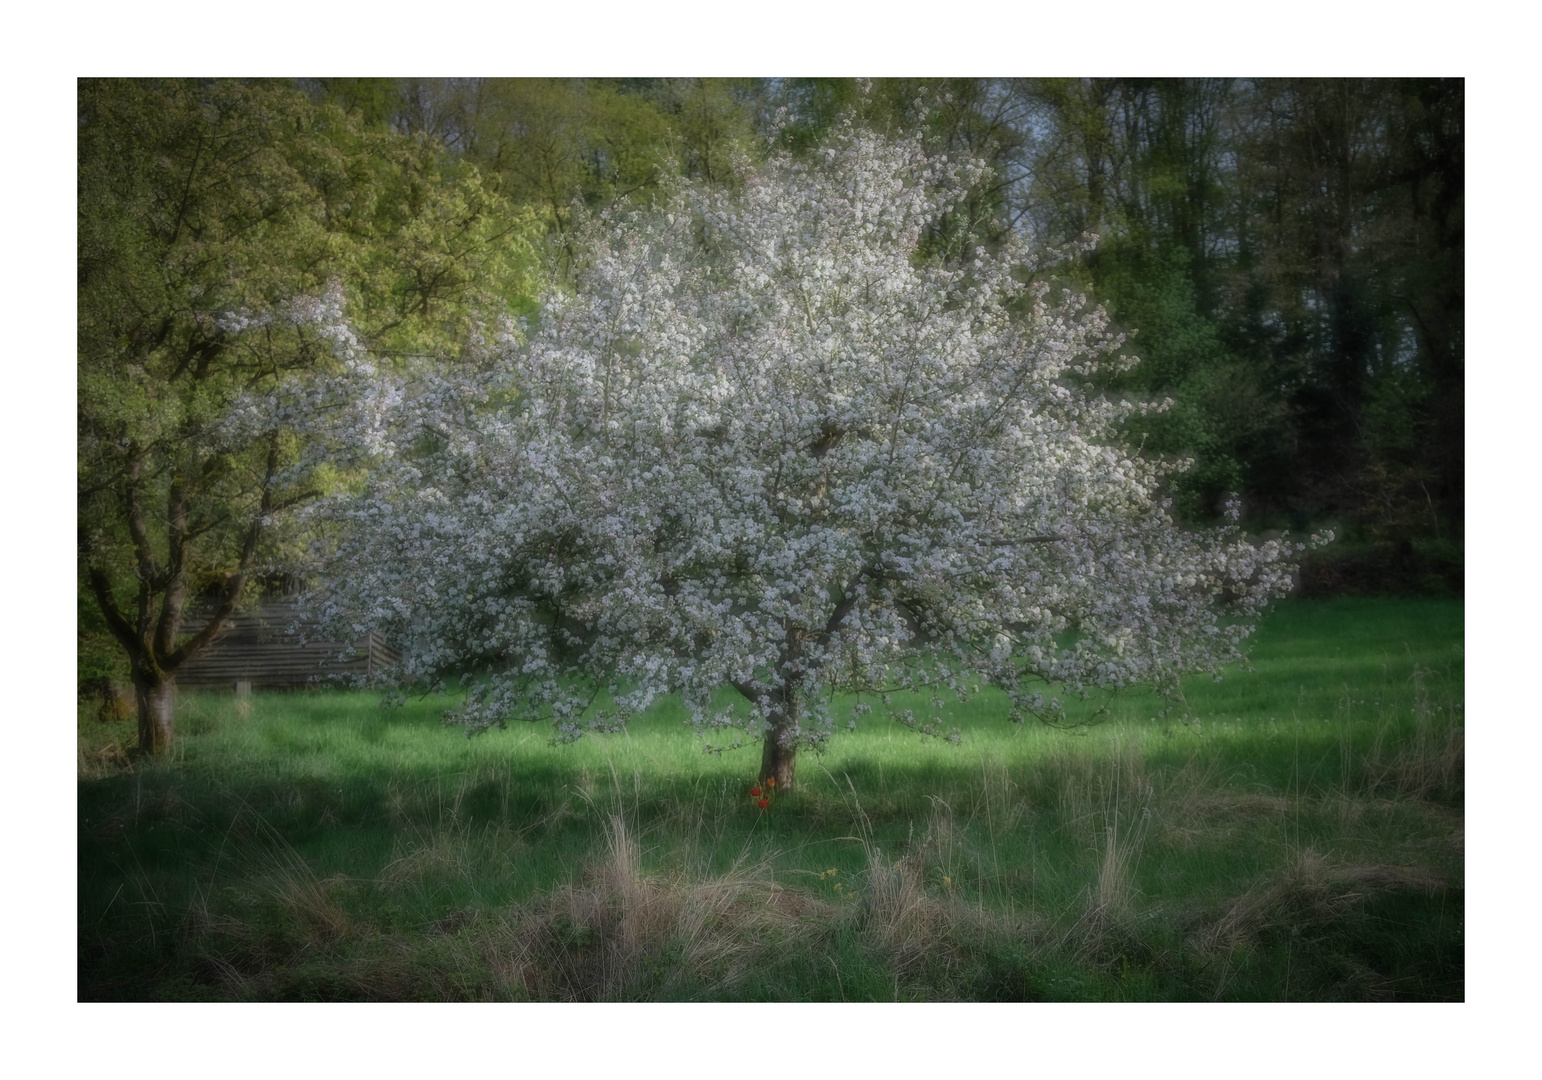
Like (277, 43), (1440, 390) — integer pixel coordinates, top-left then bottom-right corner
(741, 638), (805, 789)
(759, 718), (797, 790)
(135, 676), (177, 756)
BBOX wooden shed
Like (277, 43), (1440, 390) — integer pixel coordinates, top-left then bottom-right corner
(176, 597), (401, 690)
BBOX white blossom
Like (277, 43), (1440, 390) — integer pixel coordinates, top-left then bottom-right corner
(309, 124), (1327, 766)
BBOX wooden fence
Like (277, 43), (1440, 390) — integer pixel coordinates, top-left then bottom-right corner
(175, 598), (401, 690)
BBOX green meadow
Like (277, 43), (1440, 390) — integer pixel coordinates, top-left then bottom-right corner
(78, 597), (1463, 1001)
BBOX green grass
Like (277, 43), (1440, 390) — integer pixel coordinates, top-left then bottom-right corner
(78, 596), (1463, 1001)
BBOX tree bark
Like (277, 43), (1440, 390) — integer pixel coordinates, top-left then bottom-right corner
(759, 706), (797, 790)
(753, 634), (807, 789)
(135, 674), (177, 756)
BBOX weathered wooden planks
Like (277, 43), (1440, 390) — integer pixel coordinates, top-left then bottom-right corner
(175, 598), (402, 690)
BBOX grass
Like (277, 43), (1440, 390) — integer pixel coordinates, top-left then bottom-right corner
(77, 596), (1463, 1001)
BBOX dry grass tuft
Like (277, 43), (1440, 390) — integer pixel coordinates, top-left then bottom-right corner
(1365, 723), (1464, 803)
(78, 740), (133, 780)
(1078, 741), (1152, 921)
(1195, 847), (1446, 955)
(1356, 666), (1465, 804)
(472, 808), (1042, 1000)
(215, 810), (354, 940)
(491, 813), (823, 1000)
(375, 823), (474, 887)
(859, 849), (952, 977)
(1061, 752), (1154, 961)
(256, 857), (351, 939)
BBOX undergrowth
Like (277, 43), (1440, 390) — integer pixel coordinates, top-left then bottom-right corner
(78, 597), (1463, 1001)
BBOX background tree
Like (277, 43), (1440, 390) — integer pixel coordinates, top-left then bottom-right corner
(314, 122), (1317, 787)
(1010, 78), (1284, 520)
(308, 77), (765, 280)
(78, 78), (542, 754)
(1018, 78), (1462, 544)
(1225, 78), (1464, 539)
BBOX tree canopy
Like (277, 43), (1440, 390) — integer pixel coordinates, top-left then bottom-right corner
(77, 78), (543, 752)
(362, 77), (1463, 540)
(311, 121), (1321, 785)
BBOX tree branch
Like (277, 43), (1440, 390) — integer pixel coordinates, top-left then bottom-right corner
(86, 565), (142, 659)
(122, 450), (163, 587)
(821, 567), (872, 639)
(164, 435), (283, 670)
(153, 469), (194, 657)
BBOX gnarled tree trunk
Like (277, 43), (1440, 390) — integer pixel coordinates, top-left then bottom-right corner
(134, 673), (177, 756)
(89, 560), (244, 758)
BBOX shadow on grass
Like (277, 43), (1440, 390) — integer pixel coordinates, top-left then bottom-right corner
(79, 597), (1463, 1001)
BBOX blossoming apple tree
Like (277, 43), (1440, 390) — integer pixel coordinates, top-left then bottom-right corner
(314, 121), (1322, 787)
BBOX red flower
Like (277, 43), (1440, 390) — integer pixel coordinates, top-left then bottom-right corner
(750, 786), (762, 797)
(757, 798), (769, 809)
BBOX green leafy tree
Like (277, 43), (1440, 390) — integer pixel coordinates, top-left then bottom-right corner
(345, 78), (761, 279)
(78, 78), (542, 754)
(1226, 78), (1463, 537)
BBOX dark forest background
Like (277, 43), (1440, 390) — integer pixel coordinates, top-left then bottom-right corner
(311, 76), (1464, 560)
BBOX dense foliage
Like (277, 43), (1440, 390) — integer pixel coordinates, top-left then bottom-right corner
(311, 122), (1324, 783)
(77, 78), (542, 751)
(314, 77), (1462, 543)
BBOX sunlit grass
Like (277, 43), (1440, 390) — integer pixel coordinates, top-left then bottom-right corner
(79, 597), (1462, 1001)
